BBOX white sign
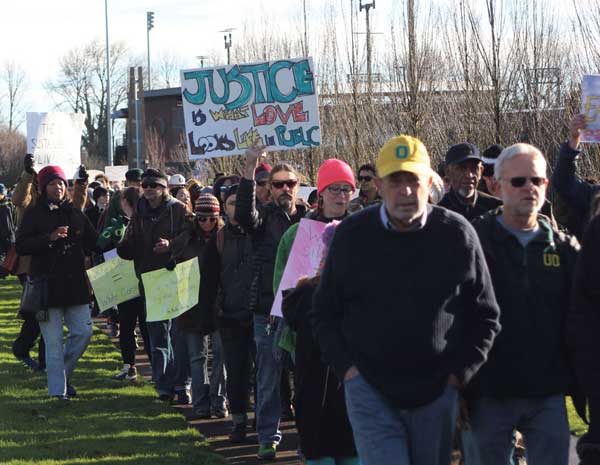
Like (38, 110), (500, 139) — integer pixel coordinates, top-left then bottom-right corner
(180, 57), (321, 159)
(581, 75), (600, 143)
(104, 165), (129, 181)
(27, 112), (85, 175)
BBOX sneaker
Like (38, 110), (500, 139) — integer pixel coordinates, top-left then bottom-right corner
(194, 409), (211, 419)
(211, 407), (228, 419)
(158, 393), (173, 402)
(112, 366), (137, 381)
(257, 443), (277, 460)
(110, 322), (120, 338)
(175, 390), (191, 405)
(229, 423), (247, 443)
(66, 383), (77, 397)
(54, 395), (70, 402)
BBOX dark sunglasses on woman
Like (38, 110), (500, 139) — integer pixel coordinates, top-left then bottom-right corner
(197, 217), (218, 223)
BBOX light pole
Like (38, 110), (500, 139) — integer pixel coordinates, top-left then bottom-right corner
(224, 33), (232, 65)
(359, 0), (376, 95)
(196, 55), (209, 67)
(147, 11), (154, 89)
(104, 0), (113, 166)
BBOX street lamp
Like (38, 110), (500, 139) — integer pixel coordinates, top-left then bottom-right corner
(196, 55), (209, 67)
(147, 11), (154, 89)
(220, 28), (235, 65)
(104, 0), (113, 166)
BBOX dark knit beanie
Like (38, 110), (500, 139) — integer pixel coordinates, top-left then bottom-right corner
(482, 144), (504, 177)
(142, 168), (168, 187)
(38, 165), (68, 191)
(194, 193), (220, 217)
(93, 186), (109, 202)
(125, 168), (144, 182)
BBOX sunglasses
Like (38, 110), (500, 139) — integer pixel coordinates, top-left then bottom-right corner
(357, 175), (373, 182)
(271, 180), (298, 189)
(256, 180), (268, 187)
(197, 216), (218, 223)
(141, 182), (163, 189)
(326, 185), (353, 195)
(507, 176), (546, 188)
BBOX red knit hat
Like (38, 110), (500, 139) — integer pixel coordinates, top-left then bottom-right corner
(255, 163), (273, 182)
(194, 193), (220, 217)
(316, 159), (356, 196)
(38, 165), (68, 191)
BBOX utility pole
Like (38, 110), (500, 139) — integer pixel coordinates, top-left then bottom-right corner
(224, 33), (232, 65)
(196, 55), (208, 67)
(359, 0), (376, 95)
(104, 0), (113, 166)
(147, 12), (154, 89)
(303, 0), (309, 56)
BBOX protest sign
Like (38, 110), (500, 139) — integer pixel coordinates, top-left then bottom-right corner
(103, 248), (119, 262)
(86, 257), (140, 312)
(27, 112), (86, 175)
(104, 165), (129, 181)
(142, 257), (200, 322)
(180, 57), (320, 159)
(271, 219), (327, 317)
(581, 75), (600, 143)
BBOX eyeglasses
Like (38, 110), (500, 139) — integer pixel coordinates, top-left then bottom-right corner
(256, 180), (268, 187)
(357, 175), (373, 182)
(197, 216), (218, 223)
(507, 176), (546, 188)
(219, 185), (231, 192)
(326, 185), (353, 195)
(142, 182), (163, 189)
(271, 180), (298, 189)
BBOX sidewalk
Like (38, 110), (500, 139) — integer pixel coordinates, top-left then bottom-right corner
(95, 317), (302, 464)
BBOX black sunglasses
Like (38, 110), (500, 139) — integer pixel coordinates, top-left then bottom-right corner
(508, 176), (546, 188)
(271, 180), (298, 189)
(141, 182), (163, 189)
(357, 175), (373, 182)
(256, 180), (268, 187)
(197, 217), (218, 223)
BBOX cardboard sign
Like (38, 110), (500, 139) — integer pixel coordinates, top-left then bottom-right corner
(180, 57), (320, 159)
(581, 75), (600, 143)
(26, 112), (85, 176)
(142, 257), (200, 322)
(104, 165), (129, 181)
(271, 219), (327, 317)
(86, 257), (140, 312)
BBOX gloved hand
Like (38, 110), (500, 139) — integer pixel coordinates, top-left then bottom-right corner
(24, 154), (35, 174)
(166, 259), (176, 271)
(74, 165), (89, 185)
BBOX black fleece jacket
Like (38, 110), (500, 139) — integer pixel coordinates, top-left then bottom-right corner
(311, 204), (501, 408)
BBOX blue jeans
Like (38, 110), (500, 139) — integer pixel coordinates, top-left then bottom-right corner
(147, 319), (175, 396)
(344, 373), (458, 465)
(208, 331), (227, 411)
(254, 314), (282, 445)
(39, 305), (93, 396)
(468, 395), (570, 465)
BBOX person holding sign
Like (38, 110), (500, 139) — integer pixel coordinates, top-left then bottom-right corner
(16, 165), (98, 401)
(235, 146), (308, 460)
(311, 136), (501, 465)
(117, 168), (195, 402)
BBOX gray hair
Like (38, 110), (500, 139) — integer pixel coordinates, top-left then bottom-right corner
(494, 143), (547, 180)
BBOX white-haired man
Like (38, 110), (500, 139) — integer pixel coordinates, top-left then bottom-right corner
(468, 143), (582, 465)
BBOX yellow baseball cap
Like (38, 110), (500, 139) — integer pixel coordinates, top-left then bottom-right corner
(376, 135), (431, 178)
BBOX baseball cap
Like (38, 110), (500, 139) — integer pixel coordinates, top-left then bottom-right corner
(169, 174), (186, 186)
(445, 142), (481, 166)
(376, 135), (431, 178)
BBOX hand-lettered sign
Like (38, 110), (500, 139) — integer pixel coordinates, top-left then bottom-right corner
(581, 75), (600, 143)
(180, 57), (320, 159)
(86, 256), (140, 312)
(27, 112), (85, 176)
(142, 257), (200, 322)
(271, 219), (328, 318)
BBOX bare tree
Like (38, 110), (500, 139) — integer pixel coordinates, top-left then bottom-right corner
(1, 62), (27, 131)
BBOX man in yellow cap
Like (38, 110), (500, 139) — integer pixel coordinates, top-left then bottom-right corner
(311, 135), (501, 465)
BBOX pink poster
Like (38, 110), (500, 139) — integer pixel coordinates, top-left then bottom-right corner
(271, 219), (327, 317)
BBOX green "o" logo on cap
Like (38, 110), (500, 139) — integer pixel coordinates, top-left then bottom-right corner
(396, 146), (409, 159)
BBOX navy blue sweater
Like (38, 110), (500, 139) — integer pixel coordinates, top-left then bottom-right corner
(311, 205), (501, 408)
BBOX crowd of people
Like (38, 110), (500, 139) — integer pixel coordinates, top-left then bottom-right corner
(1, 113), (600, 465)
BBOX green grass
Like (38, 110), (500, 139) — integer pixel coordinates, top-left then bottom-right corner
(0, 277), (225, 465)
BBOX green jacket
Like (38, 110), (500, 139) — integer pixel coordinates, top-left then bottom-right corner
(469, 208), (580, 398)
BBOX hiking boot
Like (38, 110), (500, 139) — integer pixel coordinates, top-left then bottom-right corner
(229, 422), (247, 443)
(175, 390), (191, 405)
(66, 383), (77, 397)
(257, 443), (277, 460)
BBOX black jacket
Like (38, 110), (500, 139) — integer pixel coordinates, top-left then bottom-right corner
(234, 177), (307, 314)
(438, 189), (503, 221)
(16, 199), (98, 307)
(282, 278), (357, 460)
(0, 198), (15, 251)
(311, 205), (501, 408)
(568, 214), (600, 397)
(470, 209), (579, 398)
(198, 223), (254, 330)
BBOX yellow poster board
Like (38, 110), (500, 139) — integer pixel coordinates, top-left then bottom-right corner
(141, 257), (200, 322)
(86, 257), (140, 312)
